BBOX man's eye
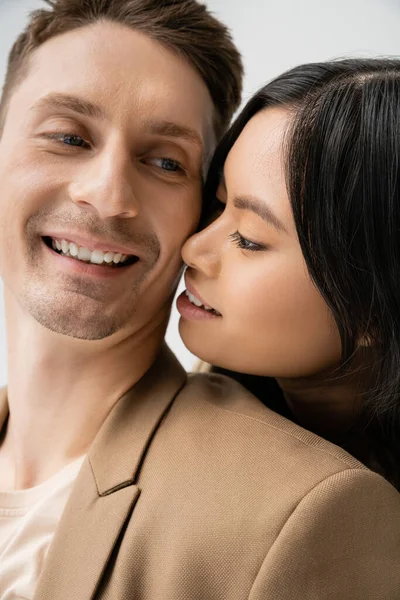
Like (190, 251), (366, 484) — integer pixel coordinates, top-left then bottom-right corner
(61, 134), (88, 147)
(43, 133), (90, 149)
(148, 157), (184, 173)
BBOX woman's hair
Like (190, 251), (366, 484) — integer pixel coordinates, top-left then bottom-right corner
(204, 58), (400, 487)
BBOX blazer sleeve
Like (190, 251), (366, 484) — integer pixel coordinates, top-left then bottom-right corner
(249, 468), (400, 600)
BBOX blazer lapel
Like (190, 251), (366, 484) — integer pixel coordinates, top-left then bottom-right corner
(35, 345), (186, 600)
(34, 459), (141, 600)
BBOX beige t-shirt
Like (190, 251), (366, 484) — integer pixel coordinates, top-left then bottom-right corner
(0, 456), (85, 599)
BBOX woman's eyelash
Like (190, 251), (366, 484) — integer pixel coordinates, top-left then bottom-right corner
(229, 231), (267, 252)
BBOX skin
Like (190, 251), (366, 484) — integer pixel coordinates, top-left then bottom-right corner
(180, 107), (361, 436)
(0, 21), (215, 490)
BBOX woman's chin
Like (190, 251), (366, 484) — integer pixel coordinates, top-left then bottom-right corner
(178, 318), (220, 367)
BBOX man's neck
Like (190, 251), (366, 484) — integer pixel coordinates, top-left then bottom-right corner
(0, 293), (168, 491)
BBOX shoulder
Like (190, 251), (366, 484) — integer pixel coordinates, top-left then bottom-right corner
(249, 466), (400, 599)
(169, 372), (400, 510)
(164, 373), (400, 560)
(177, 372), (364, 472)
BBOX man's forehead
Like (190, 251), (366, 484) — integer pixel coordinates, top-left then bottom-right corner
(26, 23), (211, 105)
(7, 22), (217, 167)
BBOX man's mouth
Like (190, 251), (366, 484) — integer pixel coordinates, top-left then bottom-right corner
(43, 236), (139, 268)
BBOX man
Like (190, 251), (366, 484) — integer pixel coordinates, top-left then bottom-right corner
(0, 0), (242, 597)
(0, 2), (400, 600)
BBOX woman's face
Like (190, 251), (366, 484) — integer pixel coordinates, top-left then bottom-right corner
(177, 107), (342, 378)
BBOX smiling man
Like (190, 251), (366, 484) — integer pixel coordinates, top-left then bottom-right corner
(0, 1), (243, 597)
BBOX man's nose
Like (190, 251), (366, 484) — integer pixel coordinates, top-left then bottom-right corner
(69, 150), (140, 219)
(182, 218), (223, 278)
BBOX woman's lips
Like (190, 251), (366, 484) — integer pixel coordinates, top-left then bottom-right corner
(176, 290), (222, 321)
(177, 277), (222, 321)
(184, 277), (221, 314)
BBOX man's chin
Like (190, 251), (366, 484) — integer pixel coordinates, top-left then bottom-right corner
(16, 278), (137, 341)
(31, 308), (121, 341)
(19, 290), (124, 341)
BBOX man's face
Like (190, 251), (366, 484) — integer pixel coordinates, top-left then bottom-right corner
(0, 21), (214, 340)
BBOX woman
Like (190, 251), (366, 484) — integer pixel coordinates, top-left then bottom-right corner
(177, 58), (400, 490)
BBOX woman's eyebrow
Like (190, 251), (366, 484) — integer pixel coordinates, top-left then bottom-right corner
(233, 195), (287, 233)
(219, 168), (286, 233)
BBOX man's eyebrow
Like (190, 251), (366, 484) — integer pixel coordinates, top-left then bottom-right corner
(146, 120), (203, 152)
(32, 93), (106, 120)
(32, 98), (203, 150)
(234, 195), (287, 233)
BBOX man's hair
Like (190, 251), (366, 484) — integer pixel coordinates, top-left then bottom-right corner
(0, 0), (243, 138)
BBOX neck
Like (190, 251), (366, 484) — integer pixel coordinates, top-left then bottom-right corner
(0, 291), (168, 490)
(277, 356), (371, 443)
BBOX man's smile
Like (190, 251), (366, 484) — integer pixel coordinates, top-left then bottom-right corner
(41, 234), (141, 280)
(43, 236), (139, 268)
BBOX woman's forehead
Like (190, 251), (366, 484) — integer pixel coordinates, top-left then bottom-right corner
(227, 107), (291, 167)
(224, 108), (291, 195)
(222, 107), (296, 232)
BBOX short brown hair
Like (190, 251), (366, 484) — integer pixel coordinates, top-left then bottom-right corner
(0, 0), (243, 138)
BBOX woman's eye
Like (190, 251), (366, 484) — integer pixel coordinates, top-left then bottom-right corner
(229, 230), (267, 252)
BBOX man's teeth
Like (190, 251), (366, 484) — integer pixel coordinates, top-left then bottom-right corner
(185, 290), (215, 312)
(51, 238), (129, 266)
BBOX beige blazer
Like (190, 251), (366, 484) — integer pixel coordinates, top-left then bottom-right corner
(0, 346), (399, 599)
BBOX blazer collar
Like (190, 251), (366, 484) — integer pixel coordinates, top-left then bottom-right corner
(89, 343), (187, 495)
(34, 344), (187, 600)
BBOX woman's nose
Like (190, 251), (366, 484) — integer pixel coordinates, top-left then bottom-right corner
(182, 219), (222, 278)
